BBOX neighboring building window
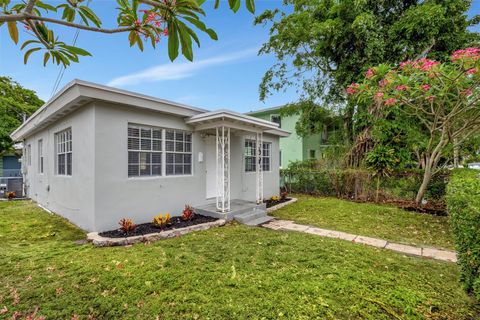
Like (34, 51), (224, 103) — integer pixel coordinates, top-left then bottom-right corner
(55, 128), (72, 175)
(38, 139), (43, 173)
(270, 114), (281, 128)
(244, 139), (271, 172)
(27, 144), (31, 166)
(309, 149), (316, 159)
(127, 125), (162, 177)
(165, 129), (192, 176)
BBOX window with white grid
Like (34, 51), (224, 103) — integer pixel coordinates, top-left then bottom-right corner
(128, 125), (162, 177)
(244, 139), (256, 172)
(38, 139), (44, 174)
(165, 129), (192, 176)
(55, 128), (72, 176)
(262, 142), (271, 171)
(244, 139), (271, 172)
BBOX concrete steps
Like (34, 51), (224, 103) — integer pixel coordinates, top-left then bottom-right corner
(234, 208), (274, 226)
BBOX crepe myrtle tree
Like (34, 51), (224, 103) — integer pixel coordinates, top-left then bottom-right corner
(0, 0), (255, 67)
(347, 48), (480, 204)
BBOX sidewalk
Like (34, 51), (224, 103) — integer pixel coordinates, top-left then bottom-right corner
(263, 219), (457, 263)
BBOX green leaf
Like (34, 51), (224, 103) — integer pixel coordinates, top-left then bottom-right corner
(63, 45), (92, 56)
(196, 0), (206, 5)
(36, 1), (57, 12)
(136, 36), (144, 51)
(24, 47), (41, 64)
(214, 0), (219, 9)
(21, 39), (40, 50)
(177, 21), (193, 60)
(205, 28), (218, 40)
(245, 0), (255, 13)
(178, 20), (200, 47)
(7, 21), (18, 45)
(43, 52), (50, 66)
(128, 31), (136, 47)
(167, 21), (179, 61)
(79, 6), (101, 28)
(228, 0), (240, 13)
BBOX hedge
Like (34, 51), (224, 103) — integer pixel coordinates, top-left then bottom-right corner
(447, 169), (480, 299)
(281, 167), (448, 203)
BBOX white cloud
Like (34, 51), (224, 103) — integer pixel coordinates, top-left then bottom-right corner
(107, 47), (259, 87)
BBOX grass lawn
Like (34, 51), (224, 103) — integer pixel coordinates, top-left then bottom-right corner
(1, 201), (477, 319)
(272, 195), (454, 250)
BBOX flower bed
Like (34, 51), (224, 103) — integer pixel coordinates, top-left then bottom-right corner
(264, 197), (292, 209)
(99, 214), (217, 238)
(88, 217), (226, 247)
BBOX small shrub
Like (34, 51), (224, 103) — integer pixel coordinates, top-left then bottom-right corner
(447, 169), (480, 300)
(118, 218), (136, 233)
(280, 191), (288, 200)
(182, 205), (194, 221)
(153, 214), (171, 228)
(270, 195), (280, 202)
(6, 191), (16, 200)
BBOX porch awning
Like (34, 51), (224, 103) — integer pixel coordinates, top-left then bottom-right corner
(185, 110), (290, 137)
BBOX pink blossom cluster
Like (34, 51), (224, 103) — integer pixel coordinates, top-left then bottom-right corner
(399, 58), (439, 71)
(138, 10), (169, 43)
(365, 68), (375, 78)
(395, 85), (408, 91)
(384, 98), (397, 106)
(451, 47), (480, 61)
(346, 83), (359, 95)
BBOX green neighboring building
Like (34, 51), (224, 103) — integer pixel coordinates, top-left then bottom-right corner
(247, 106), (335, 168)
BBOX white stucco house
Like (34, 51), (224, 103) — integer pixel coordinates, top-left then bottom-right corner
(11, 80), (289, 232)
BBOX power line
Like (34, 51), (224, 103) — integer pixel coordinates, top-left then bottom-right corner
(50, 0), (92, 98)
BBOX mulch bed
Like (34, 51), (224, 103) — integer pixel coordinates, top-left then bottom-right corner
(99, 214), (218, 238)
(264, 197), (292, 209)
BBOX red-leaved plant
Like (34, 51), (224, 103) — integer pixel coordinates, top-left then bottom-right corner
(182, 205), (194, 221)
(6, 191), (16, 200)
(118, 218), (136, 233)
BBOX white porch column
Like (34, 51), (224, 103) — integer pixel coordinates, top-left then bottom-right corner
(256, 132), (264, 204)
(216, 126), (230, 212)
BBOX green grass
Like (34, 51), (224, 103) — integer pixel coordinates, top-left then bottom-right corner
(272, 195), (454, 250)
(1, 201), (477, 319)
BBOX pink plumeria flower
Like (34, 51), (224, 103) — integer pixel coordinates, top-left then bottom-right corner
(375, 92), (384, 99)
(384, 98), (397, 106)
(395, 85), (408, 91)
(346, 83), (359, 95)
(365, 68), (375, 78)
(421, 84), (431, 91)
(379, 78), (389, 87)
(466, 68), (477, 75)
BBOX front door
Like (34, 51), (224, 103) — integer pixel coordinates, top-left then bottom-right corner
(205, 136), (216, 199)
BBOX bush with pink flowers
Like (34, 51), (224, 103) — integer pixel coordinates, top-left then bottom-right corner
(348, 48), (480, 204)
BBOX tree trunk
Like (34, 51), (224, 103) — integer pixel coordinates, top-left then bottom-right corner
(453, 138), (459, 168)
(415, 165), (432, 204)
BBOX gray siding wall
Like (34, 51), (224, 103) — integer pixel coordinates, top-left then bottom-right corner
(23, 104), (96, 231)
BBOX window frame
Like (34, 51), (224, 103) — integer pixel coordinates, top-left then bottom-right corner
(164, 129), (193, 177)
(244, 139), (272, 173)
(55, 128), (72, 176)
(38, 139), (44, 174)
(127, 124), (163, 178)
(127, 124), (193, 179)
(270, 114), (281, 128)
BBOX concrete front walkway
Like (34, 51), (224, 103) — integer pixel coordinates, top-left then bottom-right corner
(263, 219), (457, 263)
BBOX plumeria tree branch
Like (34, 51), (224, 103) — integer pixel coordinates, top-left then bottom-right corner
(0, 0), (255, 68)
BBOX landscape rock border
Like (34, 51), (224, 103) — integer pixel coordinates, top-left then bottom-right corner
(266, 197), (298, 213)
(87, 219), (226, 247)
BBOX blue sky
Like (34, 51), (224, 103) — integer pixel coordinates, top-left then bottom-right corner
(1, 0), (479, 113)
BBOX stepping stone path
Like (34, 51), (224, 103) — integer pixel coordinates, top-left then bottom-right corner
(263, 220), (457, 263)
